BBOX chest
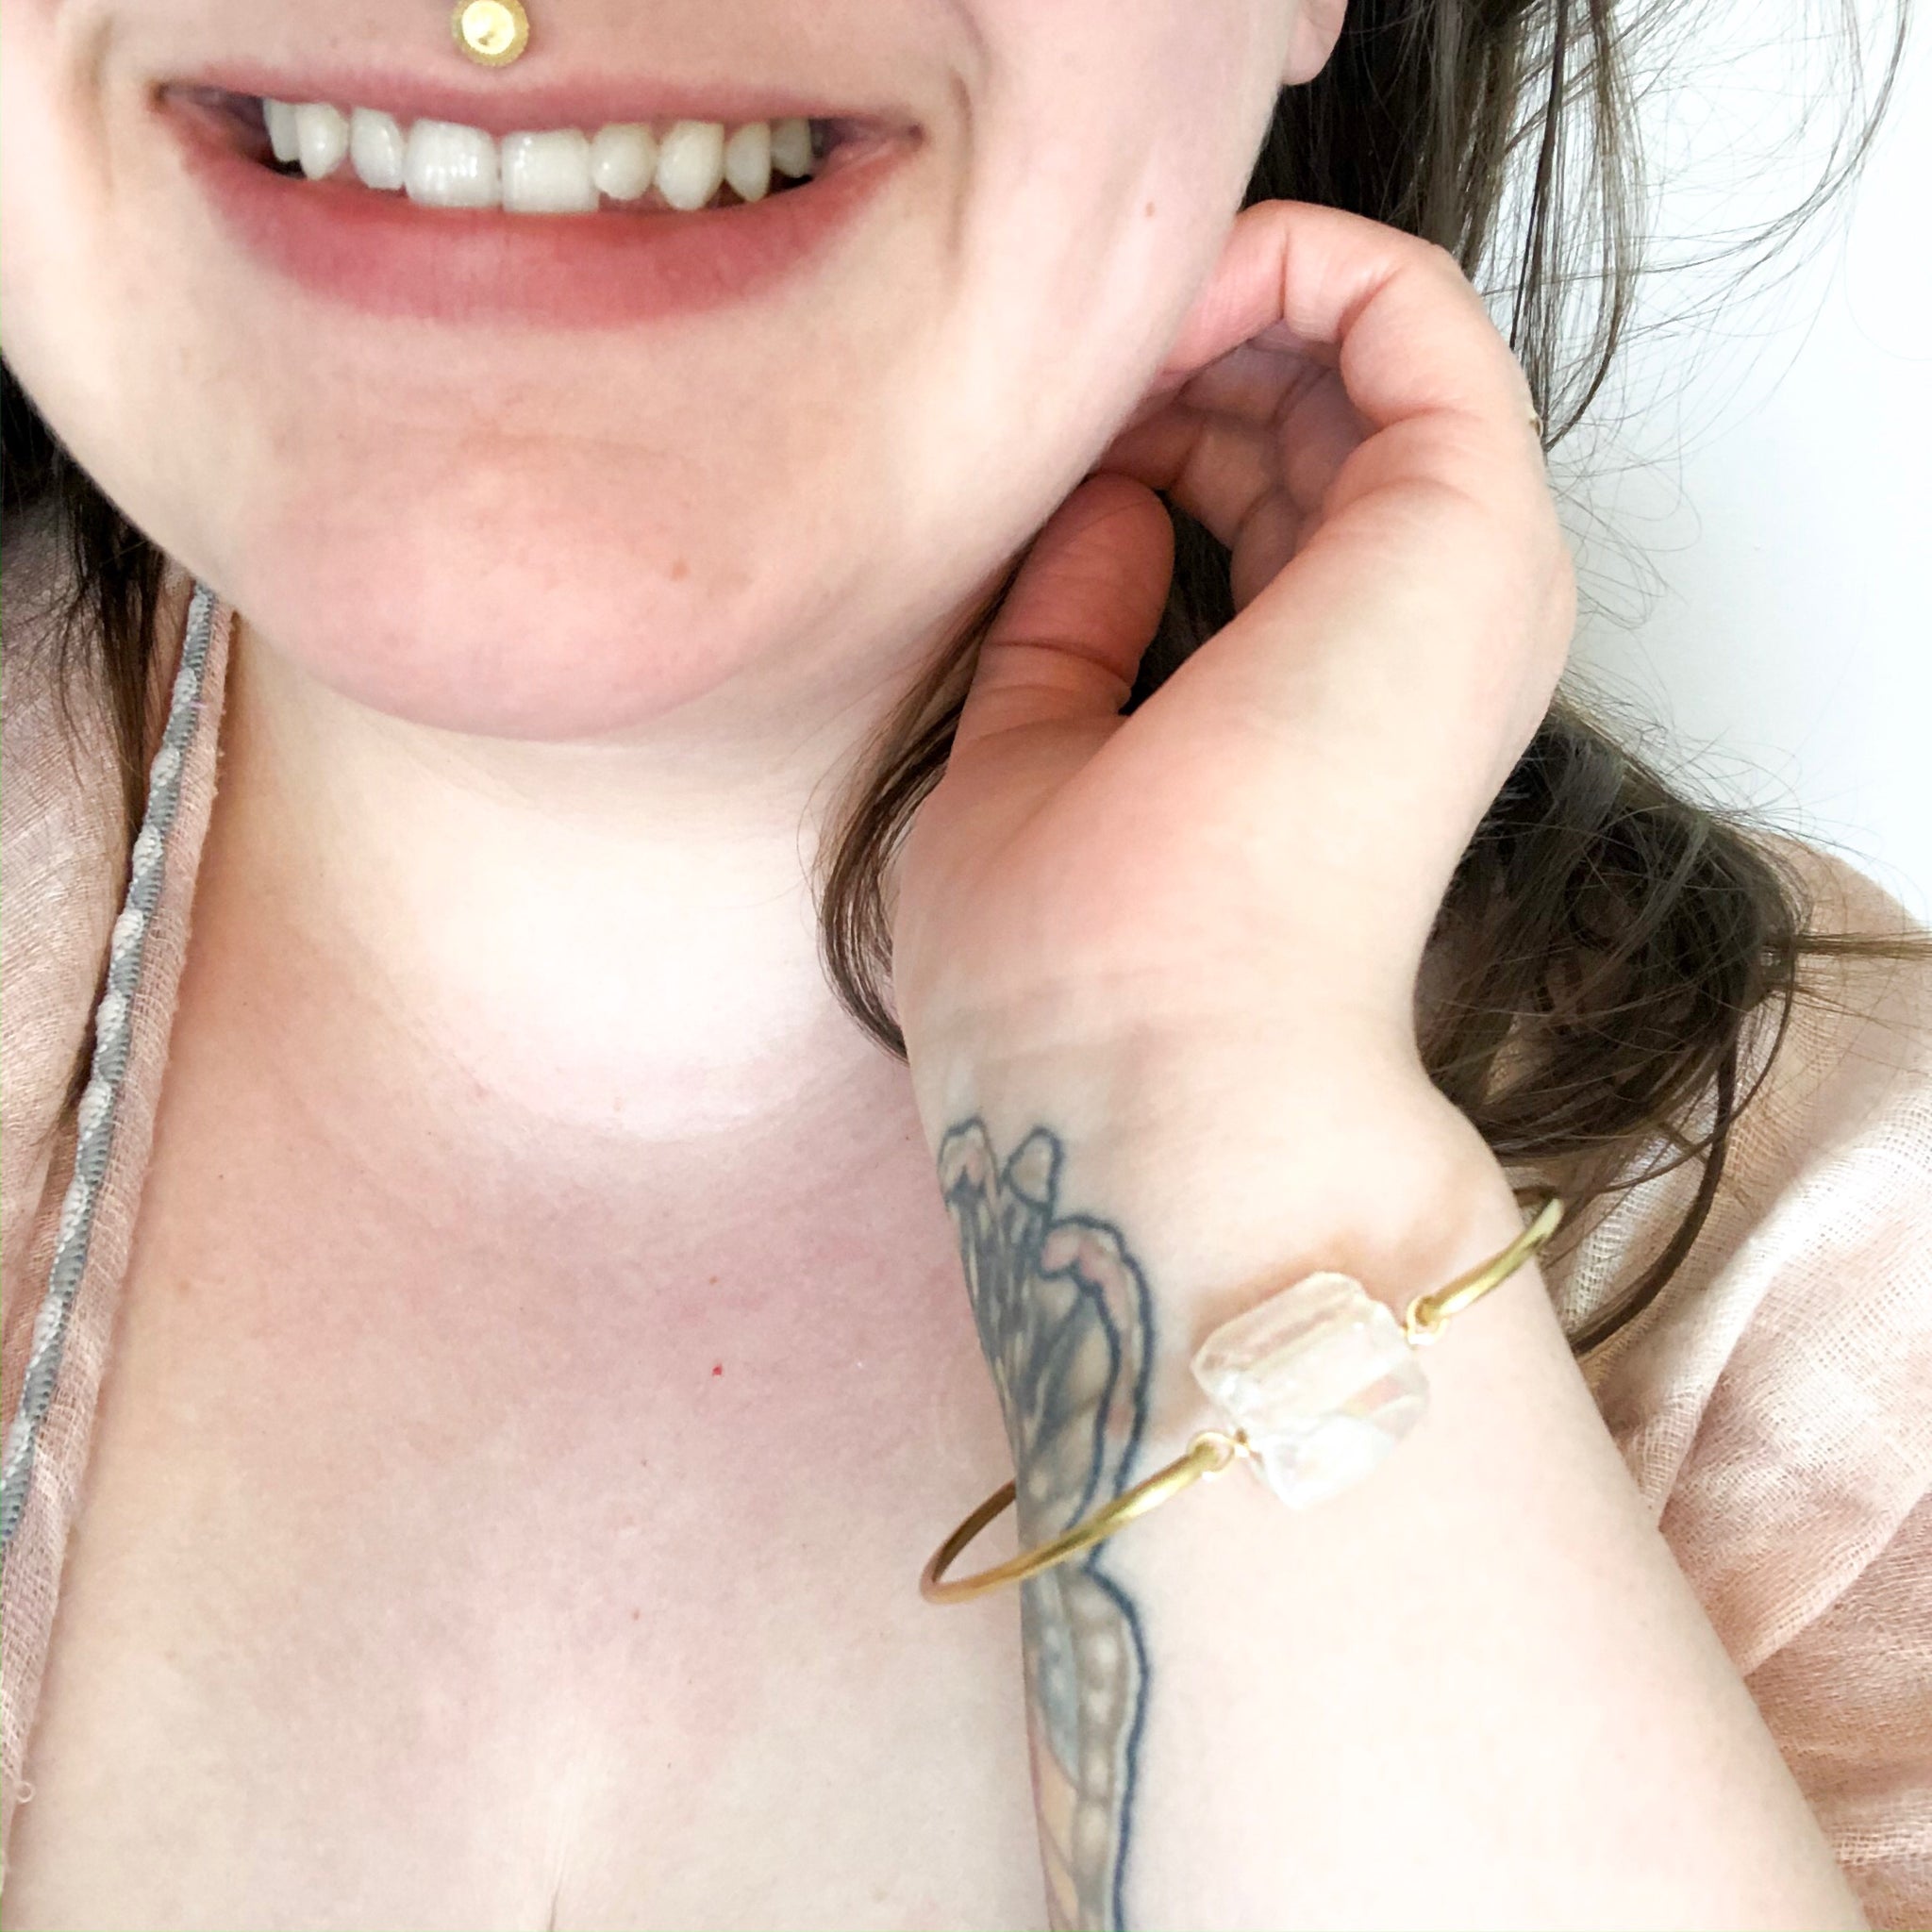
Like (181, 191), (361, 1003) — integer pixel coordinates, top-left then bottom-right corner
(2, 1026), (1043, 1926)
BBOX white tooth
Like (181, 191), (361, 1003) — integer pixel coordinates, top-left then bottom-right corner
(654, 120), (725, 211)
(294, 102), (349, 180)
(502, 128), (598, 212)
(348, 108), (406, 191)
(770, 117), (813, 178)
(263, 98), (300, 164)
(722, 122), (772, 203)
(590, 123), (658, 202)
(404, 118), (500, 208)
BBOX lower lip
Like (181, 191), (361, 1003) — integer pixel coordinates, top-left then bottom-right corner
(162, 103), (910, 328)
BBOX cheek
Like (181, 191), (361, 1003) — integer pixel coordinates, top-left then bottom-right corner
(0, 4), (143, 506)
(890, 0), (1281, 546)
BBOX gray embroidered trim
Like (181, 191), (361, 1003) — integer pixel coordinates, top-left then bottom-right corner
(0, 582), (215, 1553)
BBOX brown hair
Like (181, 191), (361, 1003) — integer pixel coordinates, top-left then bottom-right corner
(3, 0), (1921, 1358)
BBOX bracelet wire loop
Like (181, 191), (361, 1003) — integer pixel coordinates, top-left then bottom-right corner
(921, 1193), (1564, 1605)
(1401, 1193), (1563, 1345)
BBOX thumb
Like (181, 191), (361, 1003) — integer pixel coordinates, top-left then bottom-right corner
(952, 473), (1174, 758)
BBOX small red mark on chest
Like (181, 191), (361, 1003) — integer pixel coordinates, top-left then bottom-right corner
(711, 1362), (724, 1376)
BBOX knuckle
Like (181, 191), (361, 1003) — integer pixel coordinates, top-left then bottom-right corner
(1539, 536), (1579, 666)
(1412, 237), (1469, 284)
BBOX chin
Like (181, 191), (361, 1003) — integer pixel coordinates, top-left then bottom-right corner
(217, 503), (790, 741)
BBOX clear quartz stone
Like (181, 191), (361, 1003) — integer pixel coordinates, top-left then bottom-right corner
(1190, 1271), (1428, 1508)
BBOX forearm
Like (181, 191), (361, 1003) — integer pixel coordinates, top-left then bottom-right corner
(921, 1032), (1867, 1931)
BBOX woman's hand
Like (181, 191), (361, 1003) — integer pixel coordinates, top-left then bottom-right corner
(888, 205), (1875, 1932)
(891, 200), (1574, 1095)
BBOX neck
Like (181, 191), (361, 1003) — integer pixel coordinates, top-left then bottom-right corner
(203, 607), (933, 1159)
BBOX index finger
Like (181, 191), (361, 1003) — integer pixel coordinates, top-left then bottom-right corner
(1157, 201), (1542, 454)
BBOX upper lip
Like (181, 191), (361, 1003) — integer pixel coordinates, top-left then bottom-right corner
(157, 63), (911, 139)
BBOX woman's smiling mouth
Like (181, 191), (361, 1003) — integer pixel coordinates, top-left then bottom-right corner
(157, 73), (920, 326)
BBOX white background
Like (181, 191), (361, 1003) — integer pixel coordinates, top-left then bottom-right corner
(1546, 1), (1930, 919)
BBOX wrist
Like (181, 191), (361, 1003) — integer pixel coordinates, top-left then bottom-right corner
(911, 1013), (1493, 1232)
(909, 1003), (1437, 1151)
(917, 1023), (1535, 1364)
(904, 980), (1425, 1098)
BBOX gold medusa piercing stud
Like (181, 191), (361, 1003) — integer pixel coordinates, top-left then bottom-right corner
(453, 0), (530, 66)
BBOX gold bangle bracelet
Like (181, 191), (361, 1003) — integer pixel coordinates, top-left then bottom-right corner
(921, 1194), (1564, 1605)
